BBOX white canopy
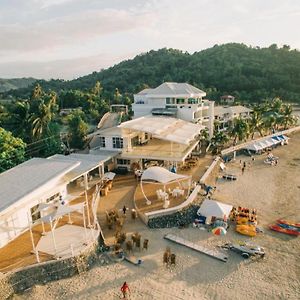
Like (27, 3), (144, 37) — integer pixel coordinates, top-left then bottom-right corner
(197, 199), (233, 218)
(141, 167), (188, 184)
(119, 115), (204, 145)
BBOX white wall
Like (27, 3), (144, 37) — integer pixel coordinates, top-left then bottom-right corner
(0, 176), (67, 248)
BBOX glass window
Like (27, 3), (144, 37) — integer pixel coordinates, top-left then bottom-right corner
(30, 204), (41, 222)
(176, 98), (185, 104)
(188, 98), (198, 104)
(99, 137), (106, 148)
(117, 159), (130, 165)
(112, 137), (124, 149)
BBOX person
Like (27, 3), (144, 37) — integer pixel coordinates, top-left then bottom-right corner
(243, 161), (246, 169)
(242, 167), (245, 174)
(122, 205), (127, 215)
(121, 282), (130, 299)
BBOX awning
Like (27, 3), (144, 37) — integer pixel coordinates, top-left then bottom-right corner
(119, 115), (204, 145)
(141, 166), (188, 184)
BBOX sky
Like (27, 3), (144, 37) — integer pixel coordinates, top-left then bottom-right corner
(0, 0), (300, 79)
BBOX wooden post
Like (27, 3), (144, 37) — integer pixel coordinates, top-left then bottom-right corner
(27, 212), (40, 263)
(49, 217), (58, 257)
(85, 190), (91, 227)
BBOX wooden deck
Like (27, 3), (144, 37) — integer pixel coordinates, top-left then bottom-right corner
(0, 189), (95, 273)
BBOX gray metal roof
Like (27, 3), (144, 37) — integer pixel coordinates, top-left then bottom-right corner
(0, 158), (79, 213)
(214, 105), (252, 116)
(48, 153), (113, 181)
(141, 82), (206, 98)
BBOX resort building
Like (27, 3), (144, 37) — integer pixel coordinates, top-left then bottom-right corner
(220, 95), (235, 104)
(0, 153), (113, 249)
(89, 115), (204, 172)
(132, 82), (214, 138)
(214, 105), (253, 131)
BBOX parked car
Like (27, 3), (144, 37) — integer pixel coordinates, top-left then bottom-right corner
(221, 242), (265, 259)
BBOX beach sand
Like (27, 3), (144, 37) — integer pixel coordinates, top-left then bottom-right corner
(13, 133), (300, 300)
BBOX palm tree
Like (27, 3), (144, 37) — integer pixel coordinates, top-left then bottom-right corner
(210, 131), (229, 154)
(248, 112), (264, 139)
(30, 100), (54, 140)
(279, 104), (296, 129)
(229, 117), (249, 144)
(270, 97), (283, 114)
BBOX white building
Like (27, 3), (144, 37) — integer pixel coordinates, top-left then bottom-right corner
(89, 115), (204, 171)
(214, 105), (253, 131)
(132, 82), (214, 138)
(0, 153), (113, 248)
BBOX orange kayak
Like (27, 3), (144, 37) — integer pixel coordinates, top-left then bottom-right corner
(276, 219), (300, 229)
(236, 224), (256, 237)
(269, 224), (299, 236)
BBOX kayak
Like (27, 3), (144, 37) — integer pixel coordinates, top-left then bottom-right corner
(236, 224), (256, 237)
(276, 219), (300, 229)
(269, 224), (300, 236)
(277, 223), (300, 232)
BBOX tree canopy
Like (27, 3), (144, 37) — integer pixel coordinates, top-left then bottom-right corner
(3, 43), (300, 104)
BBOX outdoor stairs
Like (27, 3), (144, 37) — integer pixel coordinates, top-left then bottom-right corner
(164, 233), (228, 262)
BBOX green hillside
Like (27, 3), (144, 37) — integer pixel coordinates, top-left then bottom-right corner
(4, 43), (300, 103)
(0, 78), (36, 93)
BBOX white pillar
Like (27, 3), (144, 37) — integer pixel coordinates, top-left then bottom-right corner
(84, 173), (88, 190)
(82, 204), (88, 242)
(208, 101), (215, 139)
(233, 151), (236, 161)
(41, 221), (46, 235)
(27, 212), (40, 263)
(49, 217), (58, 257)
(85, 190), (91, 227)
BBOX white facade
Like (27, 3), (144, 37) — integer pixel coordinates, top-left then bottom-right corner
(132, 82), (214, 138)
(214, 105), (253, 131)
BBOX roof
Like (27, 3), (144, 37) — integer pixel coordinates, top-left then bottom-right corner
(138, 82), (206, 98)
(198, 199), (233, 218)
(88, 126), (129, 137)
(0, 158), (79, 213)
(118, 115), (204, 145)
(137, 88), (154, 95)
(141, 167), (188, 184)
(48, 153), (113, 181)
(214, 105), (252, 116)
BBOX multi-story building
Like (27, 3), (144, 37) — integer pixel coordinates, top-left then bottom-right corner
(214, 105), (253, 131)
(132, 82), (214, 138)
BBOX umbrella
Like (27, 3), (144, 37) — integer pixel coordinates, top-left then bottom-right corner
(212, 226), (227, 236)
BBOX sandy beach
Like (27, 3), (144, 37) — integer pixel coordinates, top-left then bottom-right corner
(13, 133), (300, 300)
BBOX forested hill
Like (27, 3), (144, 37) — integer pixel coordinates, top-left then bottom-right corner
(0, 78), (36, 93)
(4, 43), (300, 103)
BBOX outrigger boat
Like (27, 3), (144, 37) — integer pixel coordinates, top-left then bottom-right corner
(276, 219), (300, 229)
(269, 224), (300, 236)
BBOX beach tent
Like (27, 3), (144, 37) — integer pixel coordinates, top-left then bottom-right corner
(197, 199), (233, 219)
(140, 167), (191, 205)
(244, 142), (263, 152)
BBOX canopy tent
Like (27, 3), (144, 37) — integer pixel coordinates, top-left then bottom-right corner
(140, 167), (191, 205)
(141, 166), (187, 184)
(118, 115), (204, 145)
(197, 199), (233, 219)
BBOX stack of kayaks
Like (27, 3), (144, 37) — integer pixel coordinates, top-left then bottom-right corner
(269, 219), (300, 236)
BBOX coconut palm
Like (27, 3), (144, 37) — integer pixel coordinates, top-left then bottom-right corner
(248, 111), (264, 139)
(229, 117), (250, 144)
(30, 100), (54, 140)
(279, 104), (296, 129)
(270, 97), (283, 114)
(210, 131), (229, 154)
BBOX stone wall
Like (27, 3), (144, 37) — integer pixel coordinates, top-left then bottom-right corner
(148, 204), (200, 228)
(0, 235), (107, 300)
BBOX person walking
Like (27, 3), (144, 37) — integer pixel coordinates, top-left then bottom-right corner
(122, 205), (127, 215)
(121, 282), (130, 299)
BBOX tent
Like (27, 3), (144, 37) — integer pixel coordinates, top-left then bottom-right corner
(140, 167), (191, 205)
(141, 166), (187, 184)
(197, 199), (233, 219)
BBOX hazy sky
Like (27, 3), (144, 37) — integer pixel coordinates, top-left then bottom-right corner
(0, 0), (300, 79)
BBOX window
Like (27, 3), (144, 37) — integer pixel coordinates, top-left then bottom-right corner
(166, 98), (175, 104)
(31, 204), (41, 222)
(176, 98), (185, 104)
(188, 98), (198, 104)
(117, 159), (130, 165)
(46, 192), (60, 204)
(113, 137), (123, 149)
(99, 137), (106, 148)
